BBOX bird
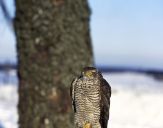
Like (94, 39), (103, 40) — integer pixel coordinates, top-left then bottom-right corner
(70, 67), (111, 128)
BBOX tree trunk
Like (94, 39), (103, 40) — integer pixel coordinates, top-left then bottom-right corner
(14, 0), (93, 127)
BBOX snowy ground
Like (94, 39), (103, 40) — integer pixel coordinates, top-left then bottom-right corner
(104, 73), (163, 128)
(0, 85), (18, 128)
(0, 72), (163, 128)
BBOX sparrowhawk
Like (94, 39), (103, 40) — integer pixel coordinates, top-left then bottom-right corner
(70, 67), (111, 128)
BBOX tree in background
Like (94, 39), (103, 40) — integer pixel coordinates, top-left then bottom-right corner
(0, 0), (14, 31)
(0, 0), (12, 21)
(14, 0), (93, 127)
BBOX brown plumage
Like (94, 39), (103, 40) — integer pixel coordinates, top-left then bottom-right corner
(70, 67), (111, 128)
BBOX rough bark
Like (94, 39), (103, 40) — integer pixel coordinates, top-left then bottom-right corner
(14, 0), (93, 127)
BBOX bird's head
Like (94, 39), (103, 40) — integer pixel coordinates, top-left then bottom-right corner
(81, 67), (100, 78)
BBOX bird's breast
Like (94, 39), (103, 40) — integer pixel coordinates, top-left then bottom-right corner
(74, 78), (101, 127)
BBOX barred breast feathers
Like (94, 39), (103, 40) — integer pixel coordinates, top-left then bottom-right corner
(73, 77), (101, 127)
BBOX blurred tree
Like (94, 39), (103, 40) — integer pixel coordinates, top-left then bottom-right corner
(14, 0), (93, 128)
(0, 0), (11, 21)
(0, 0), (13, 30)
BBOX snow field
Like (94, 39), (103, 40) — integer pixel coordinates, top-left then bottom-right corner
(0, 72), (163, 128)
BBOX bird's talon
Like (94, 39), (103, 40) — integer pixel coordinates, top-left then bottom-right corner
(83, 122), (92, 128)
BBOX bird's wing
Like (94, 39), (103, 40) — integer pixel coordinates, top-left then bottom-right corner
(100, 78), (111, 128)
(70, 78), (78, 112)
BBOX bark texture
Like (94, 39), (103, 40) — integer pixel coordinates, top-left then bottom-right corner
(14, 0), (93, 127)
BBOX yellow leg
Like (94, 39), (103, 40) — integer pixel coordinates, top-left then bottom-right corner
(83, 122), (92, 128)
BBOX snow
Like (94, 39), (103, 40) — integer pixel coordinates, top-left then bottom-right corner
(104, 72), (163, 128)
(0, 71), (163, 128)
(0, 85), (18, 128)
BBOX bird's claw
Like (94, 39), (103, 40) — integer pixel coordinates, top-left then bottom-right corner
(83, 122), (92, 128)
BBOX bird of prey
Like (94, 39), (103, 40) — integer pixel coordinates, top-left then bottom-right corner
(70, 67), (111, 128)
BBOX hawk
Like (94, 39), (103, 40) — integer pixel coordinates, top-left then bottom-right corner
(70, 67), (111, 128)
